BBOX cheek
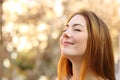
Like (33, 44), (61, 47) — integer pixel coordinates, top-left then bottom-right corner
(75, 35), (88, 53)
(76, 34), (87, 44)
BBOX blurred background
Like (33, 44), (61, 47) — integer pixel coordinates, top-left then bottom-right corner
(0, 0), (120, 80)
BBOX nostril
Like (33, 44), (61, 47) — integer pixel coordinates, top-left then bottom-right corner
(63, 32), (71, 38)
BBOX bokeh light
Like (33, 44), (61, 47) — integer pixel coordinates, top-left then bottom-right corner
(0, 0), (120, 80)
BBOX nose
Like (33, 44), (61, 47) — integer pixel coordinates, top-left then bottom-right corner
(63, 29), (71, 38)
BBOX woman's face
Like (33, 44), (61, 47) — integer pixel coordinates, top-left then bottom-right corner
(60, 14), (88, 59)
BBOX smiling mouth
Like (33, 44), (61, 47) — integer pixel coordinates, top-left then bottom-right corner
(63, 41), (74, 45)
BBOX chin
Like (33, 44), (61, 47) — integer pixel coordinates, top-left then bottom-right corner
(61, 51), (74, 58)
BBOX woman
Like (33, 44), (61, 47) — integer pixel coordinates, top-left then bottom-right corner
(58, 10), (116, 80)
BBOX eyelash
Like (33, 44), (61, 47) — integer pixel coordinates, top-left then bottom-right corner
(74, 29), (81, 31)
(63, 29), (81, 32)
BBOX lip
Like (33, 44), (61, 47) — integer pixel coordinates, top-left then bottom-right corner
(63, 41), (74, 45)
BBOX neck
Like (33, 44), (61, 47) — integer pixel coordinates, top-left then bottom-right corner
(68, 57), (102, 80)
(69, 56), (83, 80)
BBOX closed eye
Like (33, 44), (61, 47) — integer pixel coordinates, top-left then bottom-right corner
(74, 29), (81, 31)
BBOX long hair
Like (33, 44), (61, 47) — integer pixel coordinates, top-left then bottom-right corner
(58, 10), (115, 80)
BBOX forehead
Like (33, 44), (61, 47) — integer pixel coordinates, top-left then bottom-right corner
(68, 14), (86, 27)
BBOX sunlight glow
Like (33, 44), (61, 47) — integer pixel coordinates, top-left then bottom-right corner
(3, 1), (23, 15)
(17, 37), (32, 52)
(51, 31), (59, 39)
(11, 52), (18, 59)
(54, 0), (63, 17)
(12, 36), (19, 46)
(2, 22), (14, 33)
(17, 0), (37, 8)
(104, 0), (111, 3)
(31, 39), (39, 47)
(19, 24), (29, 33)
(17, 37), (27, 51)
(118, 8), (120, 14)
(3, 58), (11, 68)
(38, 75), (48, 80)
(36, 23), (47, 32)
(6, 43), (13, 52)
(37, 34), (48, 41)
(116, 0), (120, 3)
(1, 0), (120, 79)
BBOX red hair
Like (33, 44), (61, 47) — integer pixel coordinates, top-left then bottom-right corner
(58, 10), (115, 80)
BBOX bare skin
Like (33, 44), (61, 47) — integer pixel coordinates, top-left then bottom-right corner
(60, 14), (105, 80)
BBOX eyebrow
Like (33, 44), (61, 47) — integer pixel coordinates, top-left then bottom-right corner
(66, 23), (84, 28)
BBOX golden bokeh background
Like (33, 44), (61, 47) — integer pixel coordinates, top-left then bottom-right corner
(0, 0), (120, 80)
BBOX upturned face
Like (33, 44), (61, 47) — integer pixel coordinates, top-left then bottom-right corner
(60, 14), (88, 59)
